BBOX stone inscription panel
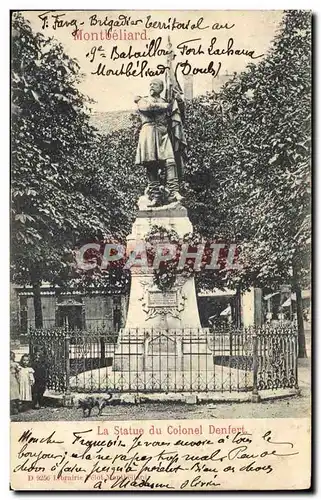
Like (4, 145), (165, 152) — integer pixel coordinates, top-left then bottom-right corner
(148, 291), (178, 307)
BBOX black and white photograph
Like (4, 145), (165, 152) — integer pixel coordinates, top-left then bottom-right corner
(9, 8), (311, 491)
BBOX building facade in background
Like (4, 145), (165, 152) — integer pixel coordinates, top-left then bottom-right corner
(11, 284), (128, 338)
(11, 283), (310, 341)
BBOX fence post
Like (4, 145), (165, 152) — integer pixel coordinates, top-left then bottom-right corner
(28, 328), (33, 360)
(229, 329), (233, 356)
(100, 336), (106, 361)
(294, 333), (300, 395)
(251, 333), (261, 402)
(63, 334), (73, 407)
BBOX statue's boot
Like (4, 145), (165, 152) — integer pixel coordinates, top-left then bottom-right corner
(166, 162), (183, 203)
(146, 163), (161, 207)
(147, 180), (161, 207)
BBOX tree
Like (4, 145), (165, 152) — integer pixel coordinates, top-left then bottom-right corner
(13, 10), (310, 352)
(229, 10), (310, 356)
(182, 89), (245, 293)
(187, 10), (310, 354)
(11, 13), (128, 326)
(62, 113), (144, 297)
(178, 11), (310, 356)
(84, 113), (144, 239)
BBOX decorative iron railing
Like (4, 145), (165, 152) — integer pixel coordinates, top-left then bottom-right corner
(29, 326), (299, 396)
(256, 327), (298, 390)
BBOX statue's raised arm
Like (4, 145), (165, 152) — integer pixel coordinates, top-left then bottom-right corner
(136, 96), (170, 113)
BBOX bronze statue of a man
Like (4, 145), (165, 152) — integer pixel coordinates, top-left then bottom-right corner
(135, 78), (185, 207)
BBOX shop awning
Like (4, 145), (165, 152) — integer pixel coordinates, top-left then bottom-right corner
(220, 305), (232, 316)
(281, 297), (292, 308)
(263, 292), (280, 300)
(281, 290), (311, 308)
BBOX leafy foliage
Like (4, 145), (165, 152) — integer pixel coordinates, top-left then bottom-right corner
(11, 11), (311, 341)
(184, 10), (311, 292)
(11, 13), (129, 291)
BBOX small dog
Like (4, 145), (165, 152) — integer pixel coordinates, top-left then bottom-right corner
(77, 394), (113, 417)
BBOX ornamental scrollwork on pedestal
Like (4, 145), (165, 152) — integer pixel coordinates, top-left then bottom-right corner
(138, 277), (187, 321)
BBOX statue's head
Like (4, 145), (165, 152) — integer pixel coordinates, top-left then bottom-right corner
(149, 78), (164, 97)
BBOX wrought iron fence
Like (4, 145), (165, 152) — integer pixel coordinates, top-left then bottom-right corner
(29, 327), (67, 392)
(256, 327), (298, 390)
(29, 326), (299, 396)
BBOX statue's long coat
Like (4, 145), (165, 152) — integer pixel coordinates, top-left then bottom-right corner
(135, 96), (175, 165)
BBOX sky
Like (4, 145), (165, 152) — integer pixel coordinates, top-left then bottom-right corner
(23, 10), (284, 112)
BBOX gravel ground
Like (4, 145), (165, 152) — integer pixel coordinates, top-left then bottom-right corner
(11, 389), (310, 422)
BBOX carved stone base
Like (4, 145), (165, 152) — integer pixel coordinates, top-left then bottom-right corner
(113, 328), (214, 375)
(125, 273), (201, 329)
(125, 205), (201, 330)
(128, 202), (192, 239)
(114, 205), (205, 388)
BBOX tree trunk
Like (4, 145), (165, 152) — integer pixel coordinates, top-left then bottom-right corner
(293, 263), (307, 358)
(32, 281), (43, 328)
(235, 287), (242, 328)
(295, 284), (307, 358)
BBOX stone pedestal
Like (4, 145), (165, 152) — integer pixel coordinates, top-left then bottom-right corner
(112, 202), (213, 391)
(113, 328), (212, 371)
(125, 273), (201, 330)
(112, 328), (215, 391)
(124, 202), (201, 330)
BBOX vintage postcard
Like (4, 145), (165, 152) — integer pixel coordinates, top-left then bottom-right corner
(10, 9), (312, 490)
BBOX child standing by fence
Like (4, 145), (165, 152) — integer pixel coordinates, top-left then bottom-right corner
(31, 349), (48, 409)
(19, 354), (34, 410)
(10, 351), (20, 414)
